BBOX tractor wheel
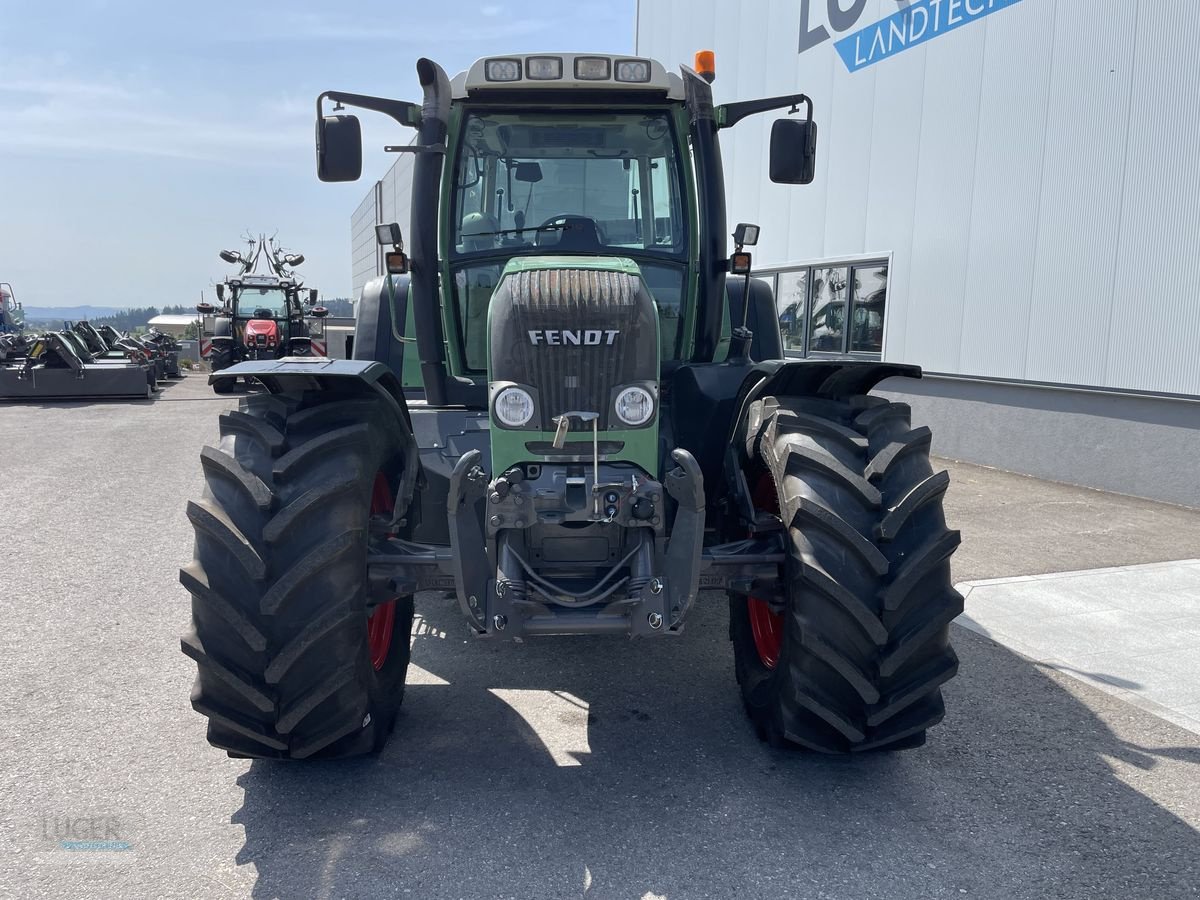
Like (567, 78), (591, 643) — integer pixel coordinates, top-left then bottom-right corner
(210, 350), (236, 394)
(180, 390), (414, 759)
(731, 395), (962, 752)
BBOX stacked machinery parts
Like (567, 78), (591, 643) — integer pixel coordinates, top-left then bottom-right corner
(0, 317), (185, 401)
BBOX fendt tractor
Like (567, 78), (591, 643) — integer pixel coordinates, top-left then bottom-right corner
(196, 236), (329, 392)
(181, 52), (963, 759)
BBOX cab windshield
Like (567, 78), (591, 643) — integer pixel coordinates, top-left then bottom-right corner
(235, 287), (288, 319)
(450, 110), (690, 369)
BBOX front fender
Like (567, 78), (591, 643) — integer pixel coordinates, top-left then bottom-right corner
(671, 358), (922, 509)
(212, 357), (411, 428)
(211, 357), (419, 519)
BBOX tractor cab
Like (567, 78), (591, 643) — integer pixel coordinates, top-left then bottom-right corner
(317, 53), (816, 409)
(232, 278), (293, 359)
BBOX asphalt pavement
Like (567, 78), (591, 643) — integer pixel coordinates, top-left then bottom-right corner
(1, 375), (1198, 900)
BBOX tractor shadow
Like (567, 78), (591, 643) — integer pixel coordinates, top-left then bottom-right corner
(232, 595), (1200, 900)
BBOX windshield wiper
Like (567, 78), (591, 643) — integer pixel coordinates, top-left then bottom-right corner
(469, 222), (569, 239)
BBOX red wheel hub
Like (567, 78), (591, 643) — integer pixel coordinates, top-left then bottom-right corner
(748, 474), (784, 670)
(367, 472), (397, 671)
(748, 597), (784, 670)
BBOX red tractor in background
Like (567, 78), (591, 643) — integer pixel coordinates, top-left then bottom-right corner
(196, 235), (328, 393)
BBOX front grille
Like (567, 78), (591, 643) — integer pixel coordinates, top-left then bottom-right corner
(506, 268), (640, 430)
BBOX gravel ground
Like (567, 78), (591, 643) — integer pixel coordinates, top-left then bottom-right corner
(1, 375), (1198, 900)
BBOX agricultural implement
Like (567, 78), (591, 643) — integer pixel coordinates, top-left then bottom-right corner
(0, 330), (156, 400)
(182, 52), (962, 759)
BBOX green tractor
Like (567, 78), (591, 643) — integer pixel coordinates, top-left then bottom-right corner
(181, 53), (962, 759)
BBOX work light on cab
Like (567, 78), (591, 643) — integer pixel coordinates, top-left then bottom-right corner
(484, 58), (521, 82)
(574, 57), (611, 80)
(526, 56), (563, 80)
(614, 59), (652, 83)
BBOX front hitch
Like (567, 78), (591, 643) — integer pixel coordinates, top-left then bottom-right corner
(661, 449), (706, 631)
(446, 449), (490, 633)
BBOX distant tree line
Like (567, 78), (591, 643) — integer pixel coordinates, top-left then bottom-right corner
(24, 298), (355, 334)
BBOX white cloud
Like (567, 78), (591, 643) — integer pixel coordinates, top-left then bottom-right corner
(0, 78), (135, 101)
(0, 62), (309, 165)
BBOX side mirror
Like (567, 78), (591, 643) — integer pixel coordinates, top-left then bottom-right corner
(316, 114), (363, 183)
(196, 302), (215, 314)
(215, 284), (225, 301)
(309, 289), (318, 304)
(310, 306), (329, 318)
(219, 250), (241, 265)
(769, 118), (818, 185)
(284, 253), (305, 267)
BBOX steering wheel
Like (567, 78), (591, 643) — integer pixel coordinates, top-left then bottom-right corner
(534, 215), (603, 247)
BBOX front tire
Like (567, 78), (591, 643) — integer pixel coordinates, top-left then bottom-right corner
(732, 395), (962, 752)
(210, 348), (236, 394)
(180, 390), (414, 759)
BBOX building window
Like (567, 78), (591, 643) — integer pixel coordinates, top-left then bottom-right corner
(775, 269), (807, 353)
(809, 266), (849, 353)
(758, 257), (889, 358)
(849, 263), (887, 353)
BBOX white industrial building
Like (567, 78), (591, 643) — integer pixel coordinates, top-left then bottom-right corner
(353, 0), (1200, 506)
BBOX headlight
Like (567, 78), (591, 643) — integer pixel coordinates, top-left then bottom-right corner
(494, 386), (535, 427)
(615, 386), (655, 426)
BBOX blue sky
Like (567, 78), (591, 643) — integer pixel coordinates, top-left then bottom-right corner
(0, 0), (635, 307)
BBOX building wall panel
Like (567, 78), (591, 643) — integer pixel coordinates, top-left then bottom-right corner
(901, 25), (987, 373)
(1104, 2), (1200, 396)
(956, 0), (1056, 379)
(636, 0), (1199, 396)
(1022, 0), (1137, 386)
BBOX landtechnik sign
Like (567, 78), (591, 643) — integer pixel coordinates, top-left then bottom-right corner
(799, 0), (1026, 72)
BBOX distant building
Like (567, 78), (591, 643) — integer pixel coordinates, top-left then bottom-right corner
(147, 314), (202, 336)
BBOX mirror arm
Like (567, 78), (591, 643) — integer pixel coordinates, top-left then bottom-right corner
(317, 91), (422, 128)
(384, 144), (447, 155)
(717, 94), (813, 129)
